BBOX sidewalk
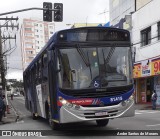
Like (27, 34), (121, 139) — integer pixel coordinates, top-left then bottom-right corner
(0, 99), (19, 125)
(134, 103), (160, 110)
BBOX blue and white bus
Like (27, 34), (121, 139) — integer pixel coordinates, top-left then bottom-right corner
(23, 27), (135, 130)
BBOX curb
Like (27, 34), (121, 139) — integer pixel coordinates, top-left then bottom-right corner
(8, 99), (22, 122)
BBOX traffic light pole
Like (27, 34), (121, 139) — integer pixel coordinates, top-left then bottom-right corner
(0, 7), (58, 16)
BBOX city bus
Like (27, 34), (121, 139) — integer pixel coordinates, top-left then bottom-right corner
(23, 27), (135, 130)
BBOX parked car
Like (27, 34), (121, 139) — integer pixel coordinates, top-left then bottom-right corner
(13, 93), (19, 97)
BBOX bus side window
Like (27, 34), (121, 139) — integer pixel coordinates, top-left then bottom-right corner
(35, 62), (39, 84)
(42, 53), (48, 82)
(33, 65), (36, 83)
(38, 58), (42, 84)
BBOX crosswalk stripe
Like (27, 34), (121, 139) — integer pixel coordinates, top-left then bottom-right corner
(135, 110), (160, 115)
(135, 112), (142, 115)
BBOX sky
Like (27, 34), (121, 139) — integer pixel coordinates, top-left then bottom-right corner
(0, 0), (110, 80)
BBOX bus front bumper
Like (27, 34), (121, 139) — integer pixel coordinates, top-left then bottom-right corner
(59, 98), (135, 123)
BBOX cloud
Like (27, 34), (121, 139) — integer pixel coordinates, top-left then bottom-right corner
(1, 0), (109, 80)
(6, 71), (23, 80)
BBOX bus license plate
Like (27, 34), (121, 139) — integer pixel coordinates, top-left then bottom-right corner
(95, 112), (108, 116)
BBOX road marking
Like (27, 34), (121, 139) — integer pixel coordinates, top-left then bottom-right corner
(146, 124), (160, 127)
(135, 110), (160, 115)
(16, 120), (24, 124)
(135, 112), (142, 115)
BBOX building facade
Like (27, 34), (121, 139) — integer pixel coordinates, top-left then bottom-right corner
(132, 0), (160, 105)
(109, 0), (135, 29)
(20, 19), (55, 70)
(109, 0), (152, 30)
(109, 0), (156, 104)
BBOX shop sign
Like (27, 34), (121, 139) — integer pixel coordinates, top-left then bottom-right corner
(151, 58), (160, 75)
(141, 60), (151, 77)
(133, 63), (141, 78)
(134, 57), (160, 78)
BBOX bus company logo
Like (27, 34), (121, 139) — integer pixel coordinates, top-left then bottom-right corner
(110, 96), (123, 102)
(92, 98), (100, 105)
(2, 131), (11, 136)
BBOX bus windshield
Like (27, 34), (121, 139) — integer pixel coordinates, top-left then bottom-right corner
(58, 46), (132, 89)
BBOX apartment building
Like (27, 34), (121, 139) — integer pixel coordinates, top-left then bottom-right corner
(20, 18), (54, 70)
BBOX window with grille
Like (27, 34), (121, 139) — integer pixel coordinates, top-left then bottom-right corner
(158, 22), (160, 40)
(141, 27), (151, 46)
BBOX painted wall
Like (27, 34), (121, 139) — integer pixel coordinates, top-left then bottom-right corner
(136, 0), (152, 10)
(109, 0), (135, 26)
(132, 0), (160, 62)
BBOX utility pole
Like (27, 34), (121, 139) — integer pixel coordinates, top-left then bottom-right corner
(0, 17), (18, 114)
(0, 28), (3, 93)
(0, 26), (8, 113)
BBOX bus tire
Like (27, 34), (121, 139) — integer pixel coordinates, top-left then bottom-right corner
(32, 113), (38, 120)
(50, 120), (60, 130)
(96, 119), (109, 127)
(0, 111), (2, 122)
(47, 110), (60, 130)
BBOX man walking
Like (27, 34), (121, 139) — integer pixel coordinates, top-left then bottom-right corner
(151, 90), (157, 110)
(0, 94), (4, 121)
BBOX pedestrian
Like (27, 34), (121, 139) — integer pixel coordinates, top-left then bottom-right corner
(11, 94), (13, 100)
(2, 95), (6, 117)
(151, 90), (157, 110)
(0, 94), (4, 121)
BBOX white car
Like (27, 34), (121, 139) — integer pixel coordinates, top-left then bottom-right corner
(13, 93), (19, 97)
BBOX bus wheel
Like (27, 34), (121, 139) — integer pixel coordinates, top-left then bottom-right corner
(49, 120), (60, 130)
(96, 119), (109, 127)
(32, 113), (38, 120)
(48, 111), (60, 130)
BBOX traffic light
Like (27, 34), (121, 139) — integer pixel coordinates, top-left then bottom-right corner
(54, 3), (63, 22)
(43, 2), (52, 22)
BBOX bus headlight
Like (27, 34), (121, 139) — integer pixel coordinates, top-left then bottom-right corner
(59, 96), (80, 109)
(59, 97), (73, 108)
(121, 101), (127, 106)
(129, 95), (134, 100)
(121, 95), (134, 106)
(61, 99), (67, 105)
(74, 105), (80, 110)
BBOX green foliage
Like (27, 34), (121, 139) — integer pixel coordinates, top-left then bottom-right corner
(11, 80), (24, 88)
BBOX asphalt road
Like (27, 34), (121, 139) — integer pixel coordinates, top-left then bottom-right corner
(1, 96), (160, 139)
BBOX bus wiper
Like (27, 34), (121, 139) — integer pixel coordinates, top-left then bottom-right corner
(76, 45), (90, 67)
(105, 47), (115, 64)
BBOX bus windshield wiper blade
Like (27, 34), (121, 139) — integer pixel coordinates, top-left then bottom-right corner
(105, 47), (115, 63)
(76, 45), (90, 67)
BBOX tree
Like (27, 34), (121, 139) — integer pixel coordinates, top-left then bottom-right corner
(11, 80), (24, 88)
